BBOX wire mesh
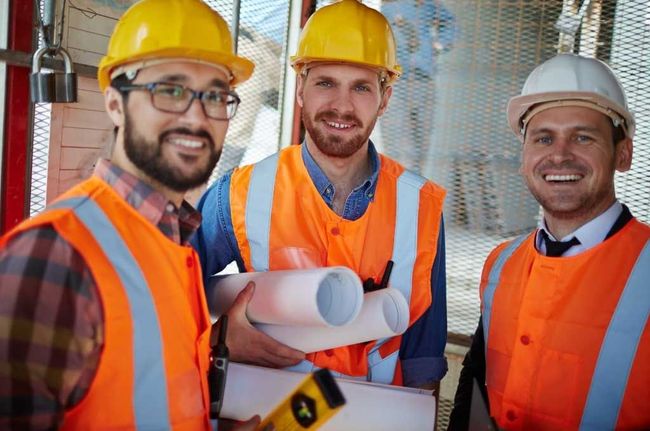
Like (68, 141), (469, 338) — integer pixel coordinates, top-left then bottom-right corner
(204, 1), (290, 183)
(30, 0), (52, 216)
(24, 0), (650, 338)
(30, 103), (51, 216)
(374, 0), (649, 338)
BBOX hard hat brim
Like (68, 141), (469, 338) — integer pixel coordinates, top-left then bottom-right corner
(507, 91), (635, 140)
(290, 56), (402, 84)
(98, 48), (254, 91)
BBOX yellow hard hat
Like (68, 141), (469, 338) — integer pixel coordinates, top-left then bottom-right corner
(97, 0), (254, 91)
(290, 0), (401, 84)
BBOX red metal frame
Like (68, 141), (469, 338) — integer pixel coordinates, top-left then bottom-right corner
(1, 0), (34, 233)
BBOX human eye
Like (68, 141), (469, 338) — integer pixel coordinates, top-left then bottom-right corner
(315, 80), (333, 88)
(528, 134), (552, 145)
(203, 90), (226, 105)
(355, 84), (371, 93)
(154, 84), (186, 99)
(575, 134), (594, 144)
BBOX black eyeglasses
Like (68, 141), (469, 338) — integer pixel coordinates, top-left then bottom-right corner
(118, 82), (240, 120)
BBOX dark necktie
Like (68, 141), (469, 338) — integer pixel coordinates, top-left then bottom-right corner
(540, 230), (581, 257)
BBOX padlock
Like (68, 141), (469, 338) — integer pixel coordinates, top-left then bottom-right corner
(30, 46), (77, 103)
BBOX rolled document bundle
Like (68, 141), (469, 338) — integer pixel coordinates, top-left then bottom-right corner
(208, 266), (363, 327)
(255, 288), (410, 353)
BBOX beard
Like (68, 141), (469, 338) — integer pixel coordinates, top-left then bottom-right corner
(123, 109), (220, 193)
(302, 109), (376, 158)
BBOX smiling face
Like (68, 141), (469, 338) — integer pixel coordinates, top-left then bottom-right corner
(521, 105), (632, 229)
(297, 63), (391, 158)
(105, 61), (230, 195)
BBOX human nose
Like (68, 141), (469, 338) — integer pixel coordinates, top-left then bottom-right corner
(329, 88), (354, 114)
(548, 137), (575, 163)
(180, 93), (210, 124)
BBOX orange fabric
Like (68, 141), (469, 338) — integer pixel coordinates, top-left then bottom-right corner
(4, 177), (212, 430)
(230, 145), (445, 380)
(479, 221), (650, 430)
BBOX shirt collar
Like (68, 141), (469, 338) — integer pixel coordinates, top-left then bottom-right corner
(301, 141), (380, 200)
(93, 159), (201, 243)
(536, 200), (623, 256)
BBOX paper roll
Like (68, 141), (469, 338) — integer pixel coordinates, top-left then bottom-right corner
(221, 362), (436, 431)
(207, 266), (363, 327)
(255, 288), (410, 352)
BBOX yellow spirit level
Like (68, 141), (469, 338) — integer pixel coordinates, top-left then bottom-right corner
(257, 369), (345, 430)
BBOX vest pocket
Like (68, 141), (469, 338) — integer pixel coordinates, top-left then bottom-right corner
(529, 349), (580, 427)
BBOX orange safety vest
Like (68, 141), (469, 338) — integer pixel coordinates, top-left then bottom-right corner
(479, 220), (650, 430)
(1, 176), (213, 430)
(229, 145), (445, 384)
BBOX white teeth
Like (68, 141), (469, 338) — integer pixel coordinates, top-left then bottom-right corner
(170, 138), (203, 149)
(327, 121), (351, 129)
(545, 174), (582, 182)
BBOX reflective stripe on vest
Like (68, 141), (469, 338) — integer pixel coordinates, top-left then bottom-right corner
(246, 152), (279, 271)
(49, 197), (171, 429)
(244, 161), (425, 383)
(481, 234), (528, 352)
(482, 235), (649, 429)
(580, 240), (650, 430)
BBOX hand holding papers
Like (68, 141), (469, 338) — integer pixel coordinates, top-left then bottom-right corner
(207, 267), (411, 353)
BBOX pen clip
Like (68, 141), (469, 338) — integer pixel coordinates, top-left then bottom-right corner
(363, 260), (394, 293)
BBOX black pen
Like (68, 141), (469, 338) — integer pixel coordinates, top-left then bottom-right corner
(208, 315), (229, 419)
(363, 260), (394, 293)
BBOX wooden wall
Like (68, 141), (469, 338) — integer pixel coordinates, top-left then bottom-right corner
(46, 0), (134, 201)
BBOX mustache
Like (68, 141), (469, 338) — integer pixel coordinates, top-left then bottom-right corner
(315, 110), (363, 128)
(537, 160), (588, 173)
(159, 127), (214, 148)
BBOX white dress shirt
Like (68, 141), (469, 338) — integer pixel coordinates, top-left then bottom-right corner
(536, 200), (623, 257)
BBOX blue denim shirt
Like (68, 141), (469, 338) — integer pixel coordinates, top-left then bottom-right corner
(192, 142), (448, 385)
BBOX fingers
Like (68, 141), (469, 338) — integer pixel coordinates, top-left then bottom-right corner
(224, 280), (305, 368)
(228, 320), (305, 368)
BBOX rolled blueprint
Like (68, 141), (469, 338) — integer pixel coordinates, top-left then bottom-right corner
(221, 362), (436, 431)
(207, 266), (363, 327)
(255, 288), (410, 352)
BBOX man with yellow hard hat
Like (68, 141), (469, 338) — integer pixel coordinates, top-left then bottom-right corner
(194, 0), (449, 393)
(0, 0), (258, 429)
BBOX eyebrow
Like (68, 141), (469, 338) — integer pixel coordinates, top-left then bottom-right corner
(310, 74), (377, 89)
(527, 125), (603, 135)
(156, 74), (229, 89)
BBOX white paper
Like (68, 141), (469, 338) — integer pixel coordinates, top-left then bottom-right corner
(221, 362), (436, 431)
(254, 287), (409, 352)
(207, 267), (363, 327)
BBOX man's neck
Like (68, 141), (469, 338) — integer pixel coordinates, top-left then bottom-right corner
(543, 198), (618, 240)
(305, 138), (372, 215)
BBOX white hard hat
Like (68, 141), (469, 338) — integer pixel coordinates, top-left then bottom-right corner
(507, 54), (635, 140)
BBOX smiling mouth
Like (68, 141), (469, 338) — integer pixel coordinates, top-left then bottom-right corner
(325, 120), (354, 130)
(544, 174), (583, 183)
(167, 137), (206, 151)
